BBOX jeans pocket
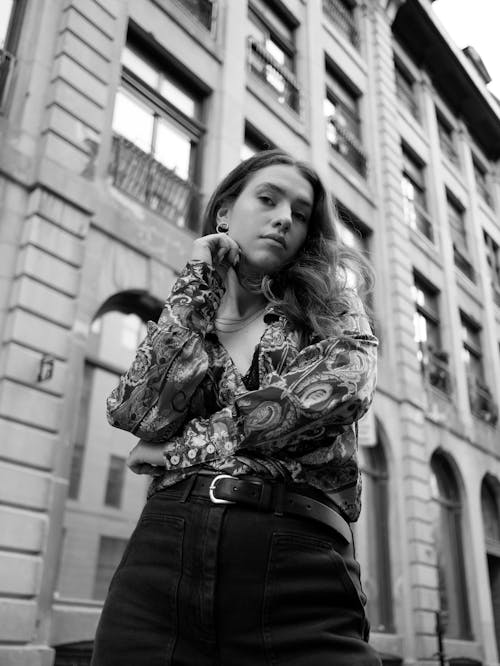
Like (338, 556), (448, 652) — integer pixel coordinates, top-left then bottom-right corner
(263, 531), (368, 665)
(93, 513), (185, 665)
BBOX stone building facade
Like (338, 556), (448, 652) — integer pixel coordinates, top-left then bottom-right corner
(0, 0), (500, 664)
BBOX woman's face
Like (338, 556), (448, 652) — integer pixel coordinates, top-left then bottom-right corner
(221, 164), (314, 273)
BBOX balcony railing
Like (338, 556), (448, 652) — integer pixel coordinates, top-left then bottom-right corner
(326, 119), (367, 177)
(174, 0), (215, 30)
(0, 48), (15, 110)
(420, 344), (452, 395)
(493, 286), (500, 308)
(405, 201), (433, 241)
(453, 244), (476, 282)
(468, 378), (499, 426)
(109, 134), (201, 233)
(438, 132), (459, 167)
(247, 37), (300, 113)
(322, 0), (359, 49)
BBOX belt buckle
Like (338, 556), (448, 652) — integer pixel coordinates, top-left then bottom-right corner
(209, 474), (236, 504)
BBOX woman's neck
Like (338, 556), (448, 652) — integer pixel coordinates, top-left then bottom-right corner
(219, 267), (267, 320)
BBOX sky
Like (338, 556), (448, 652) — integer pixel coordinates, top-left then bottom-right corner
(432, 0), (500, 99)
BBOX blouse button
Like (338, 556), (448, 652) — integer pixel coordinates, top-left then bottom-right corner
(170, 455), (180, 466)
(188, 449), (197, 459)
(206, 444), (215, 454)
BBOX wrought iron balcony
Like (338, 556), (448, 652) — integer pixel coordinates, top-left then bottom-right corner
(453, 244), (476, 282)
(0, 48), (15, 109)
(247, 37), (300, 113)
(493, 286), (500, 308)
(468, 378), (498, 426)
(406, 203), (433, 241)
(174, 0), (215, 30)
(322, 0), (360, 49)
(438, 131), (459, 166)
(419, 344), (452, 395)
(326, 119), (367, 177)
(109, 134), (201, 233)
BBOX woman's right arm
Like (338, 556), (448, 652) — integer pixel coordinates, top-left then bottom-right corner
(106, 260), (225, 441)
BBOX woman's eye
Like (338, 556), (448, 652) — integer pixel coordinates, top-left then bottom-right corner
(293, 211), (307, 223)
(259, 195), (274, 206)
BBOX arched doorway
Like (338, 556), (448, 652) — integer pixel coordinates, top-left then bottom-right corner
(481, 475), (500, 655)
(430, 452), (472, 639)
(53, 291), (162, 637)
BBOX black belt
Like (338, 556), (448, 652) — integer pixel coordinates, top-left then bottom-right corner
(188, 474), (352, 545)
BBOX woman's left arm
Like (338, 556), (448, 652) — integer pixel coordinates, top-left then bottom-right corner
(128, 302), (378, 473)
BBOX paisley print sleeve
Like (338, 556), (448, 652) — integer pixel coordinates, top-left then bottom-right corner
(156, 294), (378, 471)
(106, 261), (225, 440)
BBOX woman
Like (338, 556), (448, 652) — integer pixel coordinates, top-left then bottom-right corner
(91, 149), (380, 665)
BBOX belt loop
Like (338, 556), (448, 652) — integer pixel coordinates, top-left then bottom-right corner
(179, 474), (198, 503)
(273, 483), (286, 517)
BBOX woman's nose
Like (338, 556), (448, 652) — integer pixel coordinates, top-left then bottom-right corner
(272, 203), (292, 230)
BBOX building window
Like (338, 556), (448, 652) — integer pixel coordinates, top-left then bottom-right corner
(324, 66), (366, 176)
(430, 453), (472, 640)
(172, 0), (215, 31)
(104, 455), (127, 508)
(412, 275), (450, 394)
(109, 40), (205, 232)
(447, 194), (475, 282)
(335, 202), (372, 295)
(461, 313), (498, 425)
(247, 2), (299, 112)
(401, 148), (433, 241)
(241, 123), (274, 161)
(361, 441), (394, 633)
(322, 0), (359, 49)
(93, 536), (128, 600)
(484, 232), (500, 307)
(394, 59), (419, 121)
(473, 158), (493, 208)
(0, 0), (26, 109)
(436, 111), (459, 166)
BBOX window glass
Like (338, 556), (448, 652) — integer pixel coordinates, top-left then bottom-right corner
(155, 118), (192, 179)
(0, 0), (14, 49)
(482, 481), (500, 542)
(104, 455), (127, 508)
(121, 46), (159, 89)
(112, 89), (154, 153)
(160, 77), (196, 117)
(93, 537), (128, 600)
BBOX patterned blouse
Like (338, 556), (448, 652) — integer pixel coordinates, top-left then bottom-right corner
(107, 261), (378, 521)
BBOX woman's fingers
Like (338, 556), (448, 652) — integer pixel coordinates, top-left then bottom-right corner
(192, 233), (240, 267)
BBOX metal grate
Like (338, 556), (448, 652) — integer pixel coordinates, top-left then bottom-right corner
(326, 120), (367, 176)
(247, 37), (300, 113)
(0, 48), (15, 110)
(322, 0), (360, 49)
(109, 134), (201, 233)
(174, 0), (214, 30)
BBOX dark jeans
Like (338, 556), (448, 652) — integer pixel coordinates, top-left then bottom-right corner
(91, 481), (381, 666)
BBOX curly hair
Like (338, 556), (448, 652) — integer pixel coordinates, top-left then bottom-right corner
(201, 149), (373, 339)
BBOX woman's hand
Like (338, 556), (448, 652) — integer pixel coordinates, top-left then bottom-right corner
(127, 441), (166, 475)
(191, 233), (240, 275)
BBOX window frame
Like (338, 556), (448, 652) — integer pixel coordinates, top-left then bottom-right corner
(401, 148), (433, 241)
(247, 2), (300, 113)
(394, 58), (420, 121)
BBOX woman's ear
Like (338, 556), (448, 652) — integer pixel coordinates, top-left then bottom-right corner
(216, 207), (229, 233)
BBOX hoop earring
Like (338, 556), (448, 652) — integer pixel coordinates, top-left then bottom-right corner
(216, 221), (229, 233)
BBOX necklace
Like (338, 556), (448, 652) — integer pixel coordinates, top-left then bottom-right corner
(215, 306), (266, 333)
